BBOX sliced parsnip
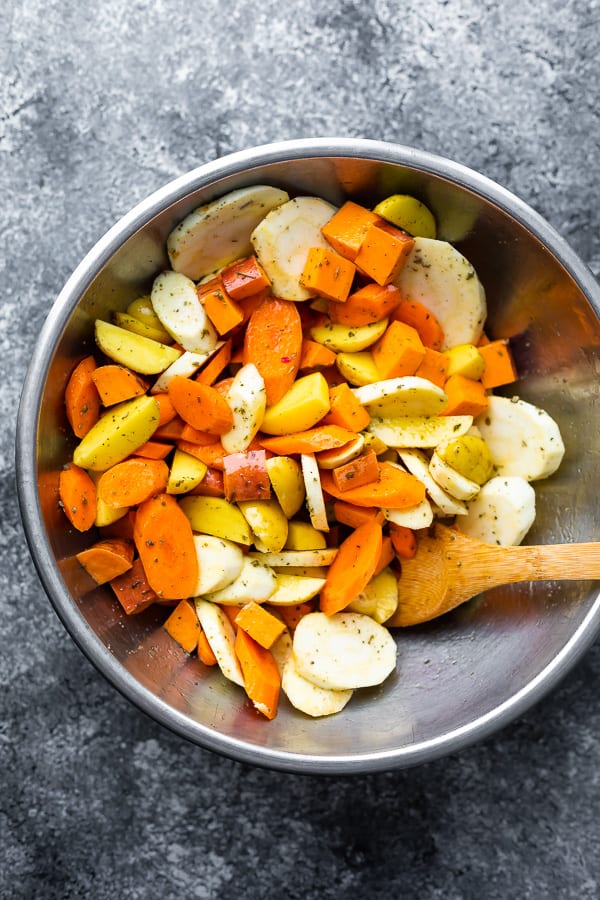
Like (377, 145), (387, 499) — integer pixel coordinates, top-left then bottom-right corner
(152, 346), (222, 393)
(238, 498), (289, 553)
(194, 599), (245, 687)
(316, 434), (365, 469)
(397, 451), (468, 516)
(95, 320), (181, 375)
(395, 237), (487, 349)
(293, 612), (397, 691)
(265, 573), (326, 606)
(151, 271), (217, 353)
(282, 656), (353, 717)
(383, 498), (434, 529)
(221, 363), (267, 453)
(458, 475), (536, 546)
(301, 453), (329, 532)
(310, 318), (388, 353)
(73, 395), (160, 471)
(368, 414), (473, 448)
(204, 556), (276, 606)
(168, 185), (289, 280)
(248, 549), (338, 567)
(353, 376), (448, 418)
(347, 567), (399, 624)
(475, 395), (565, 481)
(167, 449), (207, 494)
(192, 535), (244, 595)
(270, 629), (293, 674)
(429, 451), (481, 501)
(251, 196), (337, 300)
(266, 456), (306, 518)
(179, 496), (253, 545)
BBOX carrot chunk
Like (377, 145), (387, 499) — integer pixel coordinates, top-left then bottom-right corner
(320, 519), (383, 615)
(260, 425), (357, 455)
(168, 375), (233, 435)
(414, 347), (449, 388)
(91, 364), (148, 406)
(59, 463), (97, 532)
(223, 449), (271, 502)
(65, 356), (100, 438)
(320, 461), (426, 509)
(274, 602), (315, 632)
(322, 382), (371, 432)
(202, 285), (244, 335)
(177, 440), (225, 470)
(197, 628), (218, 665)
(390, 524), (418, 559)
(235, 601), (287, 649)
(479, 339), (518, 389)
(110, 557), (157, 614)
(372, 320), (426, 379)
(299, 246), (356, 303)
(97, 458), (169, 508)
(242, 297), (303, 405)
(321, 201), (381, 261)
(354, 222), (415, 285)
(329, 283), (402, 326)
(374, 534), (396, 575)
(221, 255), (271, 300)
(299, 339), (337, 371)
(134, 440), (173, 460)
(442, 374), (489, 417)
(332, 501), (385, 529)
(332, 449), (379, 493)
(76, 538), (134, 585)
(194, 339), (233, 386)
(163, 599), (201, 653)
(234, 628), (281, 720)
(133, 493), (199, 600)
(393, 298), (445, 350)
(153, 392), (177, 427)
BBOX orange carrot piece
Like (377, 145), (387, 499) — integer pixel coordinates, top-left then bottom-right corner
(329, 283), (402, 326)
(320, 461), (426, 509)
(97, 458), (169, 508)
(242, 297), (303, 405)
(153, 392), (177, 427)
(221, 255), (271, 300)
(414, 347), (449, 388)
(321, 382), (371, 431)
(133, 493), (199, 600)
(197, 628), (218, 665)
(134, 440), (173, 460)
(321, 201), (381, 261)
(163, 599), (201, 653)
(212, 376), (235, 397)
(299, 246), (356, 303)
(321, 365), (348, 387)
(223, 449), (271, 502)
(76, 538), (134, 585)
(110, 557), (157, 614)
(65, 356), (100, 438)
(393, 298), (445, 351)
(374, 534), (395, 575)
(168, 375), (233, 435)
(477, 331), (491, 346)
(260, 425), (357, 456)
(177, 440), (225, 470)
(354, 222), (415, 285)
(152, 416), (186, 442)
(274, 601), (315, 631)
(99, 509), (136, 542)
(222, 605), (240, 628)
(390, 524), (418, 559)
(299, 339), (337, 370)
(332, 500), (385, 529)
(59, 463), (97, 532)
(442, 374), (489, 417)
(235, 601), (287, 649)
(179, 423), (220, 445)
(332, 449), (379, 493)
(91, 364), (148, 406)
(320, 519), (383, 615)
(234, 628), (281, 720)
(372, 320), (426, 378)
(188, 466), (224, 497)
(195, 339), (233, 386)
(237, 289), (272, 327)
(479, 339), (518, 389)
(203, 285), (244, 335)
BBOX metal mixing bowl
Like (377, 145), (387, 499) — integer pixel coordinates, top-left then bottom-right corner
(16, 139), (600, 773)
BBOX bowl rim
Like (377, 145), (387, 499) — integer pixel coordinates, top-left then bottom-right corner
(16, 137), (600, 773)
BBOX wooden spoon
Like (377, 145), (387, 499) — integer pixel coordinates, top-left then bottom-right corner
(389, 523), (600, 627)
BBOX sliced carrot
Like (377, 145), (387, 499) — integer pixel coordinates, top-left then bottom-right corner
(442, 374), (489, 417)
(195, 339), (233, 386)
(110, 557), (157, 614)
(203, 285), (244, 335)
(274, 601), (315, 631)
(299, 246), (356, 303)
(133, 493), (199, 600)
(177, 440), (225, 470)
(65, 356), (100, 438)
(163, 599), (201, 653)
(320, 461), (426, 509)
(332, 449), (379, 493)
(91, 364), (148, 406)
(234, 628), (281, 720)
(223, 449), (271, 502)
(260, 425), (357, 456)
(237, 289), (272, 327)
(354, 222), (414, 285)
(414, 347), (449, 388)
(372, 320), (426, 379)
(197, 628), (218, 665)
(179, 423), (220, 445)
(321, 382), (371, 431)
(320, 519), (383, 615)
(97, 458), (169, 508)
(222, 604), (240, 628)
(76, 538), (134, 585)
(168, 375), (233, 435)
(153, 392), (177, 427)
(479, 339), (518, 389)
(99, 509), (136, 541)
(393, 298), (445, 351)
(328, 283), (402, 326)
(152, 415), (186, 442)
(374, 534), (395, 575)
(390, 524), (418, 559)
(221, 255), (271, 300)
(321, 365), (348, 387)
(134, 440), (173, 460)
(235, 601), (287, 649)
(321, 201), (381, 261)
(332, 500), (385, 529)
(299, 339), (337, 371)
(242, 297), (303, 405)
(188, 466), (224, 497)
(59, 463), (97, 532)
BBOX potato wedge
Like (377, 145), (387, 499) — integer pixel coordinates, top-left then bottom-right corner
(260, 372), (330, 435)
(347, 567), (399, 624)
(167, 449), (208, 495)
(73, 395), (160, 471)
(238, 499), (289, 553)
(284, 521), (327, 551)
(95, 320), (181, 375)
(266, 573), (326, 606)
(179, 496), (252, 545)
(265, 456), (306, 518)
(310, 318), (388, 353)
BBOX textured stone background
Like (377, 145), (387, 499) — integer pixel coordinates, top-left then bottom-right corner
(2, 1), (600, 897)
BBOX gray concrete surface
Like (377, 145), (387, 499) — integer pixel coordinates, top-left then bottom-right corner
(2, 1), (600, 897)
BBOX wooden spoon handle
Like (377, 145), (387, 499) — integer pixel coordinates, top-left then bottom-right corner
(502, 542), (600, 583)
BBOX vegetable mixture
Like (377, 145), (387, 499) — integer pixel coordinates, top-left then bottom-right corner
(60, 185), (565, 720)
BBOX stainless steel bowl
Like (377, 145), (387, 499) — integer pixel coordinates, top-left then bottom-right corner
(17, 139), (600, 773)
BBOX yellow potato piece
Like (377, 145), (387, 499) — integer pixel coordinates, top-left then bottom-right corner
(261, 372), (330, 435)
(114, 311), (173, 345)
(310, 318), (388, 353)
(167, 449), (208, 495)
(437, 434), (494, 485)
(179, 496), (252, 545)
(347, 567), (399, 624)
(266, 456), (306, 518)
(238, 499), (289, 553)
(446, 343), (486, 380)
(373, 194), (437, 239)
(335, 351), (380, 386)
(266, 573), (327, 606)
(95, 319), (181, 375)
(73, 395), (160, 471)
(284, 520), (327, 551)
